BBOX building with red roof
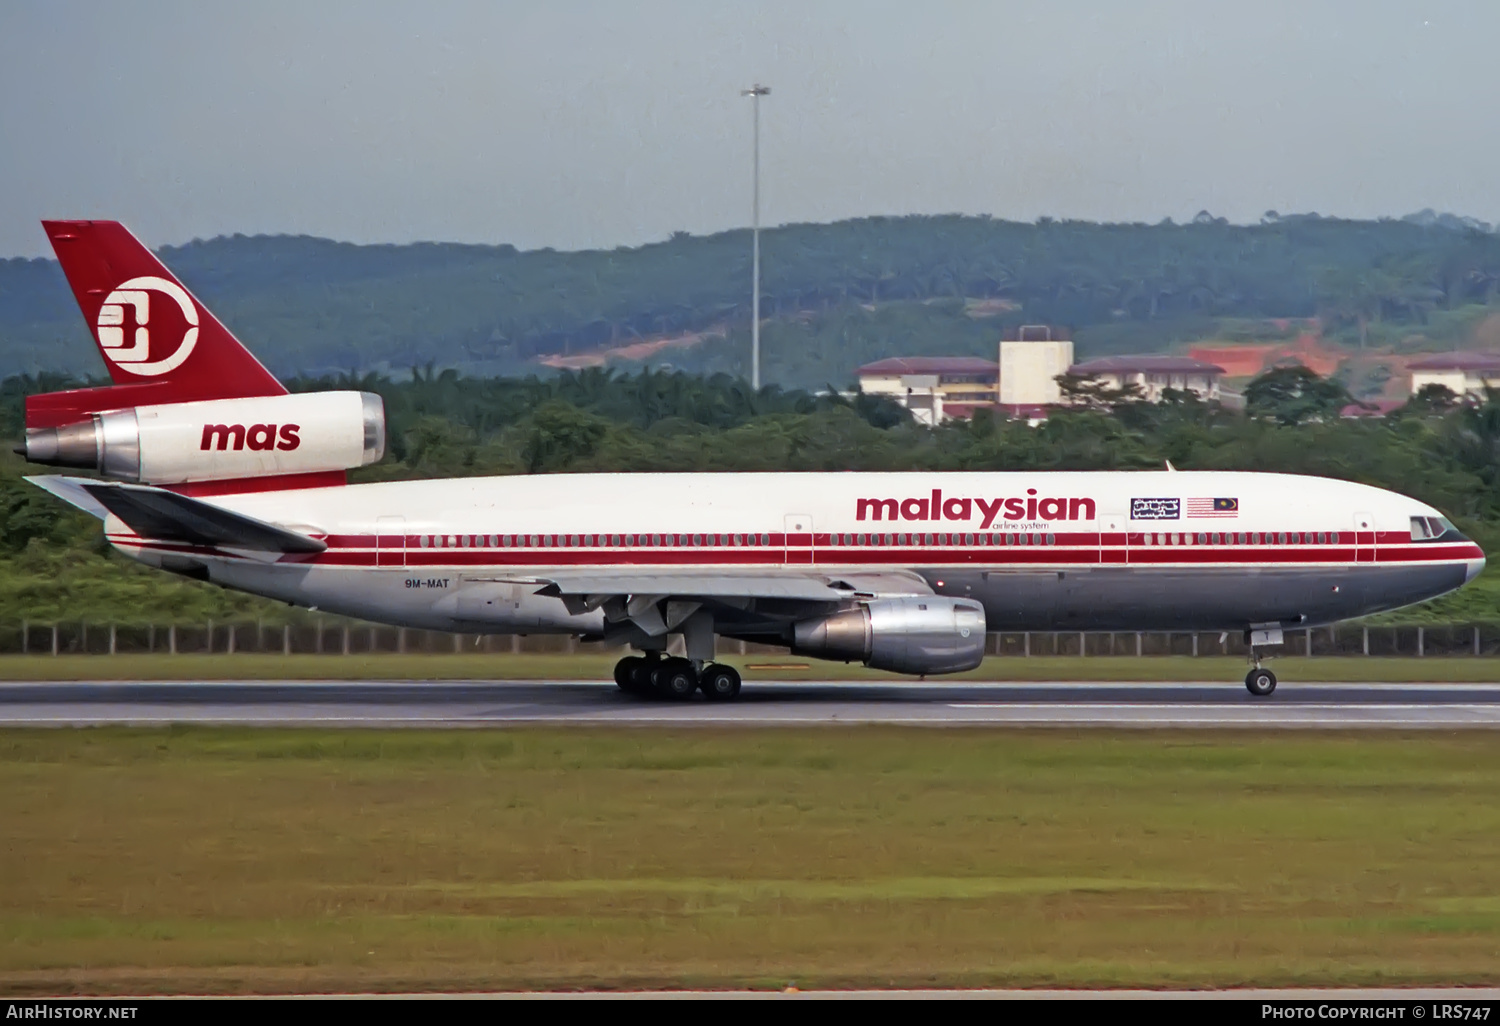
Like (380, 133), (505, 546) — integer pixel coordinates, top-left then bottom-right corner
(1407, 352), (1500, 397)
(1067, 354), (1225, 403)
(856, 356), (999, 425)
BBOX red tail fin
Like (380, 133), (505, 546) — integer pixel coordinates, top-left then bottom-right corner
(36, 220), (285, 422)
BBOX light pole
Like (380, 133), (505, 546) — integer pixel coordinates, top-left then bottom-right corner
(741, 83), (769, 391)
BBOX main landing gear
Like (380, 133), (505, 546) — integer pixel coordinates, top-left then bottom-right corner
(613, 654), (742, 701)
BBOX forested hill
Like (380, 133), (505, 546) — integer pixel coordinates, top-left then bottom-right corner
(4, 211), (1500, 388)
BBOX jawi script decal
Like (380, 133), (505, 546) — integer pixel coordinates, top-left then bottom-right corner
(856, 488), (1096, 528)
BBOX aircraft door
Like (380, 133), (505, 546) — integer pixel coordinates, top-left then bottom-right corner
(1099, 513), (1126, 566)
(1354, 511), (1375, 564)
(784, 513), (813, 565)
(376, 516), (407, 568)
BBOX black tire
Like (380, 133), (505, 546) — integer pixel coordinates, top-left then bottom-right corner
(1245, 667), (1277, 697)
(614, 656), (644, 693)
(700, 663), (742, 701)
(653, 658), (699, 700)
(630, 658), (659, 695)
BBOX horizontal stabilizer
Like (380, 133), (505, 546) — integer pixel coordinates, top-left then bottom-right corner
(79, 481), (326, 554)
(24, 475), (113, 520)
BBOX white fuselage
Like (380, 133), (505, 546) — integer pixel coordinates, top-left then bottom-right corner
(108, 469), (1484, 638)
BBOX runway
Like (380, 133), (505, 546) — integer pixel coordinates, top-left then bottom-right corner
(4, 679), (1500, 727)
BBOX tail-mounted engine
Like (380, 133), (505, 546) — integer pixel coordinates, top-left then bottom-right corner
(19, 391), (385, 485)
(791, 596), (986, 675)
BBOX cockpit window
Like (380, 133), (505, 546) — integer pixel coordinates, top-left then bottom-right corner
(1411, 516), (1460, 541)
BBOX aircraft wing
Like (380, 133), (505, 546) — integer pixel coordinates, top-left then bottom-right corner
(534, 573), (846, 602)
(471, 570), (936, 600)
(447, 569), (935, 639)
(474, 569), (935, 603)
(28, 475), (327, 554)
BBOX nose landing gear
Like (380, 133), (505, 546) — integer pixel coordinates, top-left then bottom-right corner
(1242, 628), (1286, 697)
(1245, 666), (1277, 696)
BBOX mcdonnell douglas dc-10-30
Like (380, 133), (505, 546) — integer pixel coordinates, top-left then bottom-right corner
(16, 221), (1486, 698)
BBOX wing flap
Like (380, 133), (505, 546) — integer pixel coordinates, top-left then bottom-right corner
(494, 573), (847, 602)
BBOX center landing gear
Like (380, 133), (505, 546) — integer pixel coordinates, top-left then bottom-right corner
(610, 655), (743, 701)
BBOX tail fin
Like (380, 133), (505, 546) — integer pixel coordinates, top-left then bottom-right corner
(37, 220), (285, 419)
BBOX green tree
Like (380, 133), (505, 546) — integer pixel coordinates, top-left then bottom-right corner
(1244, 366), (1352, 426)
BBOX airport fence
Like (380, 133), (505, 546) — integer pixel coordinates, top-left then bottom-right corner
(4, 620), (1500, 658)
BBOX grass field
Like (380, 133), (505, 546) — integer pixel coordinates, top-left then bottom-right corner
(2, 652), (1500, 682)
(3, 728), (1500, 993)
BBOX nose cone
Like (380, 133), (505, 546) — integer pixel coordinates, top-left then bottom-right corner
(1467, 551), (1487, 583)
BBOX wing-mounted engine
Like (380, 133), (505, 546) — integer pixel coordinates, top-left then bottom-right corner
(18, 391), (385, 485)
(791, 596), (986, 675)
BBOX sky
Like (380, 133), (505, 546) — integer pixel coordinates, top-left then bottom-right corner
(0, 0), (1493, 258)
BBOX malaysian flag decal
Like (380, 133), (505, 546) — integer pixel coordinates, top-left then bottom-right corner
(1185, 497), (1239, 518)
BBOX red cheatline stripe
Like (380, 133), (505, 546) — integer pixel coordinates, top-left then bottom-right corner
(106, 534), (1482, 568)
(112, 541), (1477, 571)
(317, 529), (1429, 550)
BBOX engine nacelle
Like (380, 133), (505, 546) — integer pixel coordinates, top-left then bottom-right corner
(20, 391), (385, 484)
(791, 596), (986, 675)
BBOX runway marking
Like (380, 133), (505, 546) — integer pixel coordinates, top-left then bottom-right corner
(6, 681), (1500, 728)
(949, 702), (1500, 709)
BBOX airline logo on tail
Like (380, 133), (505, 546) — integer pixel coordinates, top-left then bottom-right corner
(97, 275), (200, 376)
(36, 219), (286, 404)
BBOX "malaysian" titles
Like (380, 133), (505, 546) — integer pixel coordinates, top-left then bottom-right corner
(856, 489), (1096, 529)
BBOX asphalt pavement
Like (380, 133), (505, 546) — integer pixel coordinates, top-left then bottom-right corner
(4, 679), (1500, 727)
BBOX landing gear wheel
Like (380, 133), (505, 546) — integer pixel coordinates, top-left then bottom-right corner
(652, 658), (699, 700)
(699, 663), (742, 701)
(614, 656), (645, 693)
(1245, 667), (1277, 697)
